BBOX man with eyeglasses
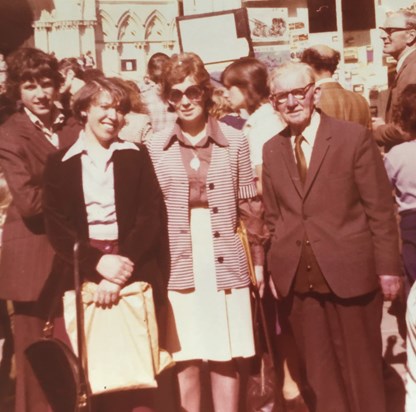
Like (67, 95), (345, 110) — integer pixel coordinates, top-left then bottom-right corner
(372, 10), (416, 151)
(263, 62), (402, 412)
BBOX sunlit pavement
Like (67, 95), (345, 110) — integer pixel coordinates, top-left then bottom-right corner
(0, 302), (408, 412)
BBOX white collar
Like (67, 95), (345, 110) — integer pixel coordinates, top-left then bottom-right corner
(24, 106), (65, 129)
(245, 103), (276, 127)
(291, 110), (321, 146)
(62, 130), (139, 162)
(316, 77), (337, 86)
(397, 48), (416, 72)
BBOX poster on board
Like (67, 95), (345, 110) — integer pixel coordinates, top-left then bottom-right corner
(247, 8), (289, 43)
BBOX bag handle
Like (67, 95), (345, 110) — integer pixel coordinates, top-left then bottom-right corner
(73, 241), (91, 411)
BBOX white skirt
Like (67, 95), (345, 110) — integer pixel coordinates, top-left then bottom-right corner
(165, 208), (255, 362)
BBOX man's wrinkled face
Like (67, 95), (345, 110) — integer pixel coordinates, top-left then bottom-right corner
(380, 14), (415, 60)
(269, 70), (320, 134)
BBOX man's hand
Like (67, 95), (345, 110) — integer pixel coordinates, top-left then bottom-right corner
(94, 279), (121, 307)
(372, 117), (386, 131)
(95, 254), (133, 285)
(379, 275), (402, 301)
(254, 265), (265, 297)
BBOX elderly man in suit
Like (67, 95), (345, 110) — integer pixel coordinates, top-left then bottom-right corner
(301, 44), (371, 128)
(0, 48), (78, 412)
(263, 62), (402, 412)
(372, 9), (416, 151)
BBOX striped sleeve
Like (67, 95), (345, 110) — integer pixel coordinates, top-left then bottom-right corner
(238, 134), (257, 199)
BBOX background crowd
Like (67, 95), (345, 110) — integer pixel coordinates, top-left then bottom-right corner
(0, 6), (416, 412)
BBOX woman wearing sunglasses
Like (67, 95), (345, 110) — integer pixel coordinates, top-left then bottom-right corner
(43, 77), (167, 412)
(147, 52), (261, 412)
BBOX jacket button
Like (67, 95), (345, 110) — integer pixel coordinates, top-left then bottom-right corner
(309, 284), (314, 290)
(306, 240), (310, 245)
(218, 257), (224, 263)
(296, 240), (301, 246)
(212, 207), (218, 214)
(214, 231), (220, 238)
(209, 183), (215, 190)
(307, 265), (312, 271)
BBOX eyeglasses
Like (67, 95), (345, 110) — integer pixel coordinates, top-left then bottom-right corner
(379, 26), (409, 36)
(270, 83), (315, 105)
(167, 85), (204, 104)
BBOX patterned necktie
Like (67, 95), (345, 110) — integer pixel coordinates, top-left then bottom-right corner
(294, 134), (307, 185)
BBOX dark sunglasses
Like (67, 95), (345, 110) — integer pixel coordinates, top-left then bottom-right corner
(168, 85), (204, 104)
(379, 26), (409, 36)
(270, 83), (315, 106)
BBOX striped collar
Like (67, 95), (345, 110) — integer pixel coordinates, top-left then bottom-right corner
(163, 116), (229, 150)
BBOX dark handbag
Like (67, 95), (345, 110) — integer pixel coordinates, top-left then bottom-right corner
(25, 243), (91, 412)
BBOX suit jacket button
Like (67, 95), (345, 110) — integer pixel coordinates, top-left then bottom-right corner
(309, 284), (314, 290)
(209, 183), (215, 190)
(218, 257), (224, 263)
(307, 265), (312, 271)
(214, 231), (220, 238)
(306, 240), (310, 245)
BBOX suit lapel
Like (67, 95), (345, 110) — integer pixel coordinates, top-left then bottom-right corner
(303, 114), (332, 198)
(278, 131), (303, 198)
(16, 112), (58, 162)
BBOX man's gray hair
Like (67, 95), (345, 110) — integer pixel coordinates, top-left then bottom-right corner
(269, 62), (316, 91)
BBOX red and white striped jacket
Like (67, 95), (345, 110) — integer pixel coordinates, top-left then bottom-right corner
(148, 117), (257, 290)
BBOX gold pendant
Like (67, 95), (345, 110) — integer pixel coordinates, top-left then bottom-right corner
(190, 156), (200, 171)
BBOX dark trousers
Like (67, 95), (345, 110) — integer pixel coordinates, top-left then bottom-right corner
(400, 211), (416, 283)
(281, 290), (385, 412)
(13, 301), (49, 412)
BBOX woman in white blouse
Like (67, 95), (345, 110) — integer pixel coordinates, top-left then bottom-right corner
(43, 77), (167, 412)
(221, 57), (285, 195)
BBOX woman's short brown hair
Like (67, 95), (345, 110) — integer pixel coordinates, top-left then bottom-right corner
(72, 77), (131, 124)
(109, 77), (147, 114)
(161, 52), (213, 111)
(221, 57), (269, 114)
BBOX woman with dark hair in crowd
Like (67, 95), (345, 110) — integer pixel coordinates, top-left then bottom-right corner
(221, 57), (285, 195)
(43, 77), (167, 412)
(110, 78), (152, 144)
(147, 52), (263, 412)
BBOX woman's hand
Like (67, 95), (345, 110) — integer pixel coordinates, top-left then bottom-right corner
(95, 254), (134, 285)
(94, 279), (121, 307)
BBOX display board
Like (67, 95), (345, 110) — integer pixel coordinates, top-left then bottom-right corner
(176, 8), (253, 65)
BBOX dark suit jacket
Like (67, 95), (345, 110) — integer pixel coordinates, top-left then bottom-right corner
(318, 82), (371, 128)
(42, 142), (168, 304)
(374, 49), (416, 149)
(262, 113), (401, 299)
(0, 110), (79, 301)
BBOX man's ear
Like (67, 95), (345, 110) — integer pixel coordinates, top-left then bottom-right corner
(406, 28), (416, 46)
(313, 86), (321, 106)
